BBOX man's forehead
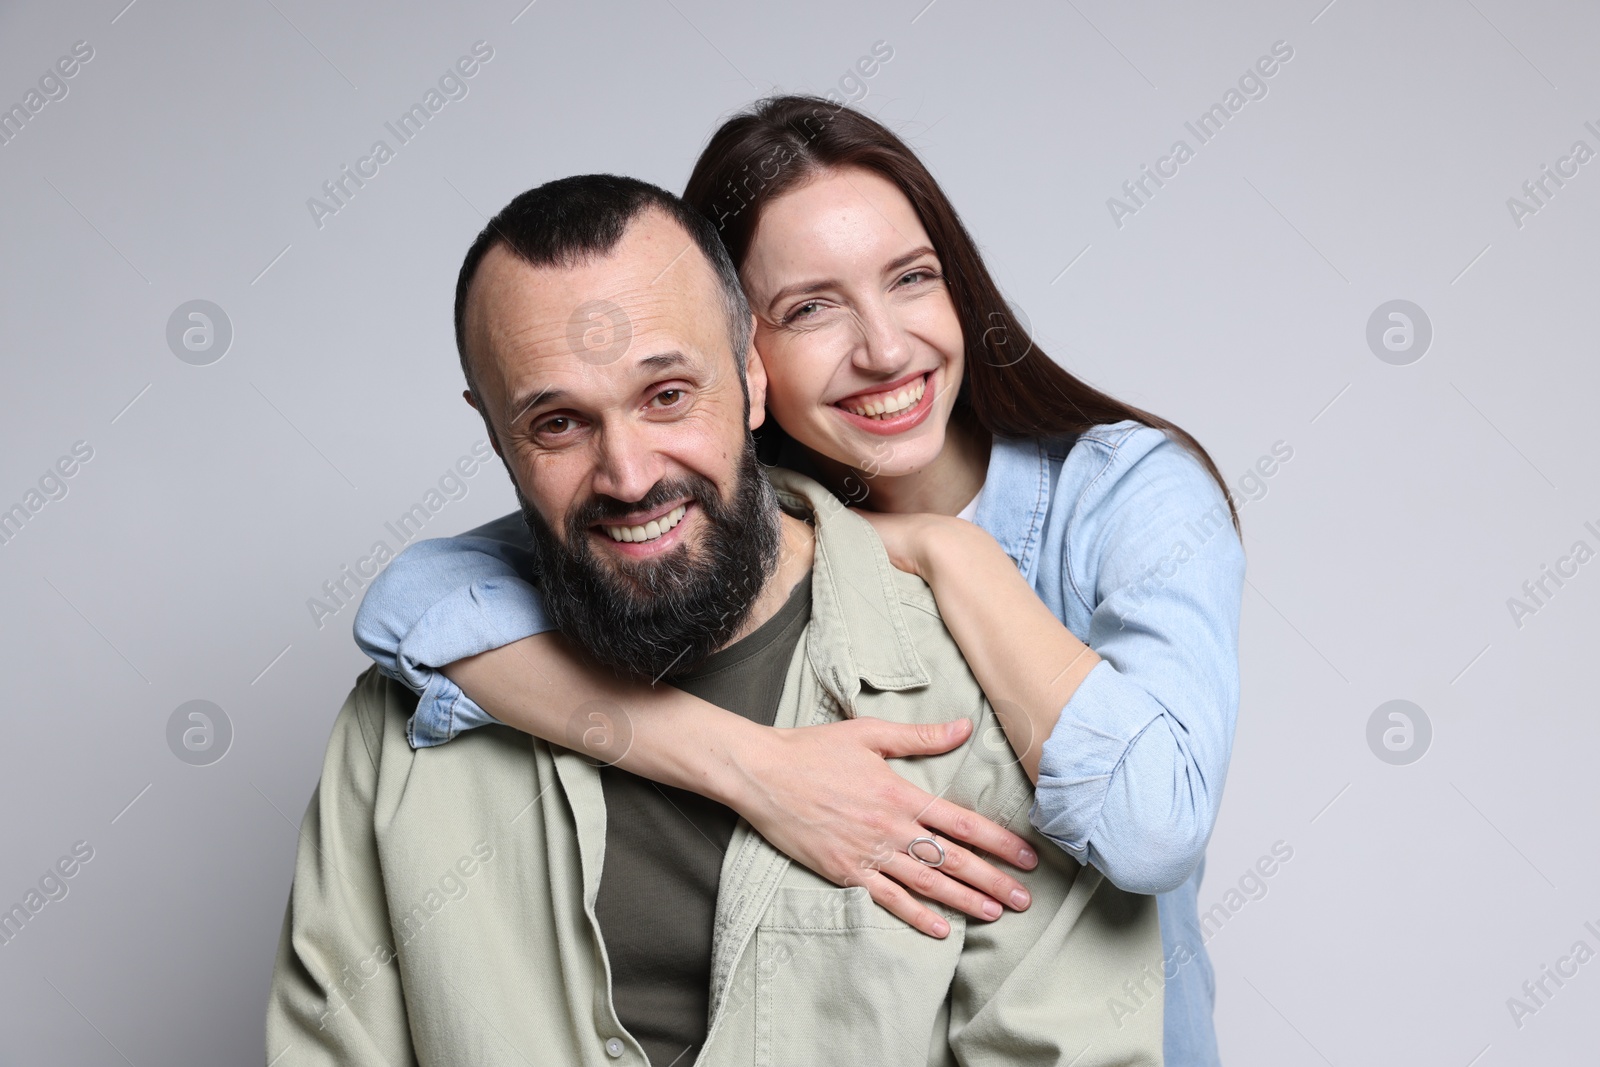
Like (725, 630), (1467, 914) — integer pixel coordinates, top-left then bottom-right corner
(467, 211), (725, 385)
(474, 211), (714, 327)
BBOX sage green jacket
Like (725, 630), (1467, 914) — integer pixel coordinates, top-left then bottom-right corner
(266, 469), (1164, 1066)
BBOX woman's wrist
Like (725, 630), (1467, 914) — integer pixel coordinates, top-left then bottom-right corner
(439, 634), (786, 815)
(921, 515), (1003, 583)
(704, 714), (785, 818)
(626, 688), (777, 812)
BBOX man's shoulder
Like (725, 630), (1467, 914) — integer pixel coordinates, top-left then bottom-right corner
(330, 666), (420, 770)
(321, 667), (547, 833)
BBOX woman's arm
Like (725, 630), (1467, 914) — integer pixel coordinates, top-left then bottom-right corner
(354, 514), (1041, 936)
(854, 513), (1096, 784)
(445, 636), (1040, 937)
(859, 435), (1246, 896)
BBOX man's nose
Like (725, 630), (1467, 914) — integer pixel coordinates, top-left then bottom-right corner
(589, 418), (666, 505)
(850, 299), (914, 376)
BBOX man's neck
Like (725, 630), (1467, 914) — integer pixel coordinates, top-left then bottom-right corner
(718, 511), (815, 651)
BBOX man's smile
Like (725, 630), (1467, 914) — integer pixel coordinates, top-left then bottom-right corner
(592, 501), (694, 557)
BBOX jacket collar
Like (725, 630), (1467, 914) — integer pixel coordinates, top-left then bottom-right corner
(766, 467), (929, 714)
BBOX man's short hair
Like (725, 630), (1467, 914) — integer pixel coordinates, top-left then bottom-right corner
(452, 174), (753, 405)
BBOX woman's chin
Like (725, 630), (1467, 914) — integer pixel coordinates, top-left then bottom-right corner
(849, 434), (947, 481)
(788, 409), (952, 484)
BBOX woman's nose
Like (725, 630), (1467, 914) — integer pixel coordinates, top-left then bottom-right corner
(851, 301), (913, 376)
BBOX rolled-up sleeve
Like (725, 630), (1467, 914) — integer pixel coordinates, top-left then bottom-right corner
(1031, 434), (1246, 895)
(351, 511), (554, 748)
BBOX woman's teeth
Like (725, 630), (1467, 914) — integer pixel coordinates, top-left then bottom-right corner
(604, 504), (687, 544)
(840, 375), (926, 419)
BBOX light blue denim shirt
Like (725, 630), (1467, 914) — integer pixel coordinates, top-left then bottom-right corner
(352, 418), (1246, 1066)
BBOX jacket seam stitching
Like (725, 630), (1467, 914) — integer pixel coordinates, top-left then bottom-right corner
(1063, 423), (1147, 617)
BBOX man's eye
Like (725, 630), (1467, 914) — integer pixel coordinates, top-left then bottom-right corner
(537, 416), (573, 436)
(653, 389), (685, 406)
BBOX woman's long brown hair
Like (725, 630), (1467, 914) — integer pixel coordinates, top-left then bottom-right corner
(682, 95), (1240, 538)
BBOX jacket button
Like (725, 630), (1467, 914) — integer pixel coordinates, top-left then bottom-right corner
(604, 1037), (625, 1058)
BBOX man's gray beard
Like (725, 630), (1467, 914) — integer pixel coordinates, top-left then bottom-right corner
(518, 439), (782, 681)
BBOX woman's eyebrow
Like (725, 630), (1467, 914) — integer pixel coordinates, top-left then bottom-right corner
(764, 277), (834, 315)
(763, 245), (939, 314)
(882, 246), (937, 276)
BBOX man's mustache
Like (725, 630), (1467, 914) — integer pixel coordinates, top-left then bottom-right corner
(568, 477), (713, 531)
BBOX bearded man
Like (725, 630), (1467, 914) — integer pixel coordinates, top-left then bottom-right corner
(265, 174), (1164, 1067)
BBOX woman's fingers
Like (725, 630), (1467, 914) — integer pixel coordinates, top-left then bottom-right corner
(850, 839), (1025, 938)
(853, 868), (953, 938)
(919, 794), (1039, 875)
(856, 716), (973, 759)
(733, 716), (1040, 940)
(879, 849), (1010, 922)
(849, 717), (1039, 875)
(898, 829), (1033, 913)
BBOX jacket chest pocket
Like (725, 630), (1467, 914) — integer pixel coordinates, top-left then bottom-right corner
(752, 882), (964, 1067)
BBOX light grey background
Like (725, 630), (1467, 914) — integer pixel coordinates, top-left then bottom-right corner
(1, 0), (1595, 1063)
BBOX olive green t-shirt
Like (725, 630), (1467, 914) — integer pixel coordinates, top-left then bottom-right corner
(594, 570), (813, 1067)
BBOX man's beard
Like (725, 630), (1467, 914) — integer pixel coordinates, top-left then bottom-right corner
(518, 439), (782, 681)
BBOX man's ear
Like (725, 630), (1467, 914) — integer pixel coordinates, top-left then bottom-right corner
(463, 389), (503, 457)
(744, 316), (768, 433)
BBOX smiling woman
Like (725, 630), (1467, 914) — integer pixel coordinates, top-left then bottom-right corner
(733, 166), (974, 514)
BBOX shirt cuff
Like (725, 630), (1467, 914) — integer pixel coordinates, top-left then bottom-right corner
(387, 576), (550, 750)
(405, 669), (505, 748)
(392, 576), (550, 686)
(1028, 658), (1165, 859)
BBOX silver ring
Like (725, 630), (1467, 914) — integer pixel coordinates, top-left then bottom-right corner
(908, 836), (946, 868)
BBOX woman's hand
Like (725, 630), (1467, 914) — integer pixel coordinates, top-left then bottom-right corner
(729, 716), (1039, 938)
(851, 509), (956, 579)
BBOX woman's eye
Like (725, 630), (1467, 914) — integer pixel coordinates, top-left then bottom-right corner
(787, 301), (821, 323)
(900, 268), (939, 286)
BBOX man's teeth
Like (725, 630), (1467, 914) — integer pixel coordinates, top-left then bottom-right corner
(841, 376), (926, 419)
(604, 504), (687, 544)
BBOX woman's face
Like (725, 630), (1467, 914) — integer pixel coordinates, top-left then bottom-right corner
(739, 166), (965, 480)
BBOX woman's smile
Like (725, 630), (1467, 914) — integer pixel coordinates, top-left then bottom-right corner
(831, 369), (937, 435)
